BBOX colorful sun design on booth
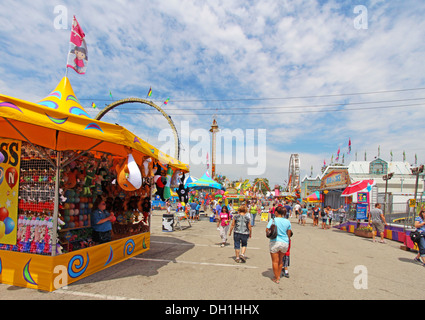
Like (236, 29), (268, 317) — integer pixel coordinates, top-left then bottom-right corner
(37, 77), (103, 133)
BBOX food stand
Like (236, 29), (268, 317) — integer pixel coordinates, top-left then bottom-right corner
(0, 77), (189, 291)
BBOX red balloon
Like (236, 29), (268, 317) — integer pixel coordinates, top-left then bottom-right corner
(5, 167), (18, 189)
(0, 207), (9, 221)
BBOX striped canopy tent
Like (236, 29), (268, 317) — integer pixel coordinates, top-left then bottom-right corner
(186, 170), (224, 190)
(184, 174), (197, 187)
(0, 76), (189, 172)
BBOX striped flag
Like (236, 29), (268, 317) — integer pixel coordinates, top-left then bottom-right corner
(164, 97), (170, 105)
(147, 87), (152, 97)
(91, 102), (96, 109)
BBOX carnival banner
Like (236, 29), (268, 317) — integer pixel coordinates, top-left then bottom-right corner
(0, 139), (21, 245)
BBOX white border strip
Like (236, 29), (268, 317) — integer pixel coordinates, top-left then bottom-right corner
(131, 257), (258, 269)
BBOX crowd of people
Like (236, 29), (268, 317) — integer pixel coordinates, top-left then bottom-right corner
(159, 197), (425, 284)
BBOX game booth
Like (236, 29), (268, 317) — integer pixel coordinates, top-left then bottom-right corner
(0, 77), (189, 291)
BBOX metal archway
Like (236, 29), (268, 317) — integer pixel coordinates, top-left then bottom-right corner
(288, 154), (300, 192)
(95, 98), (180, 159)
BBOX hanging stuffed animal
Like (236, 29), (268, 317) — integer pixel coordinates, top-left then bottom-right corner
(171, 169), (182, 188)
(63, 168), (78, 190)
(142, 157), (154, 178)
(163, 165), (173, 200)
(116, 153), (142, 191)
(153, 165), (166, 201)
(176, 173), (189, 204)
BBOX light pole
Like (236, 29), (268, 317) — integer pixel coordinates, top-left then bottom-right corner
(382, 172), (394, 214)
(412, 164), (424, 221)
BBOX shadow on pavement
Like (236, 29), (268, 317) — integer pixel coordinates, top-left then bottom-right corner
(67, 235), (195, 287)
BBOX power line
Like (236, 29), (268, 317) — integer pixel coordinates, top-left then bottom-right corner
(102, 96), (425, 112)
(79, 86), (425, 104)
(99, 101), (425, 116)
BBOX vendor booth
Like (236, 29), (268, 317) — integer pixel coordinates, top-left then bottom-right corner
(0, 77), (189, 291)
(319, 167), (351, 208)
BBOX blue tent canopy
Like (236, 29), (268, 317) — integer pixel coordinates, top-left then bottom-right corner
(184, 174), (196, 187)
(186, 170), (225, 190)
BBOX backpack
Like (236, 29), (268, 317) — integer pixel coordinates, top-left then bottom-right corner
(410, 230), (422, 243)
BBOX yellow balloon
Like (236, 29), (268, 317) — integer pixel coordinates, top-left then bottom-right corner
(0, 221), (5, 238)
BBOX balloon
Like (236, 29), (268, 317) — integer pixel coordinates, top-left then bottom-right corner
(5, 167), (18, 189)
(0, 207), (9, 221)
(4, 217), (14, 235)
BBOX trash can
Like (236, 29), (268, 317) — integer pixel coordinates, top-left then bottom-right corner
(162, 214), (174, 232)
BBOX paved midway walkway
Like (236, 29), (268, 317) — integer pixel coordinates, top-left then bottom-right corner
(0, 211), (423, 300)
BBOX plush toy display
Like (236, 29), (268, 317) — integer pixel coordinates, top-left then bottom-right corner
(14, 141), (172, 255)
(176, 173), (190, 203)
(116, 154), (142, 191)
(163, 165), (173, 200)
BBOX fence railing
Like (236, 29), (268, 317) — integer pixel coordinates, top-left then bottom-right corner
(343, 201), (425, 228)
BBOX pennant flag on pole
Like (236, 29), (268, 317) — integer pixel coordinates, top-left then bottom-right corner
(91, 102), (96, 109)
(66, 16), (88, 75)
(147, 87), (152, 97)
(206, 152), (209, 169)
(164, 97), (170, 105)
(403, 150), (406, 162)
(348, 138), (351, 154)
(336, 147), (340, 161)
(390, 150), (393, 161)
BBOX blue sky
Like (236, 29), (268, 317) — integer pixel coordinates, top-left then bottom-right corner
(1, 0), (425, 188)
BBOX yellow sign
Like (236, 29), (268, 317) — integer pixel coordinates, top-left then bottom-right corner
(409, 199), (416, 208)
(0, 139), (21, 245)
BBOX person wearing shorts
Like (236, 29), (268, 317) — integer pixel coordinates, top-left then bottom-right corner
(368, 203), (387, 243)
(229, 205), (252, 263)
(313, 206), (320, 226)
(266, 206), (292, 284)
(301, 204), (307, 226)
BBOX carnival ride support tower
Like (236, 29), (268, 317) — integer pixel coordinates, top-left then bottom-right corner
(209, 118), (219, 179)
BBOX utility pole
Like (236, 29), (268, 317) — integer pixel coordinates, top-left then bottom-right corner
(382, 172), (394, 214)
(412, 165), (424, 221)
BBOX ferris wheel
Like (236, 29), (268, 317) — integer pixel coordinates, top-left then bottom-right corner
(288, 154), (300, 192)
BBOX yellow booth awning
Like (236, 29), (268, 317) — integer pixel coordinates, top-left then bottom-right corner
(0, 77), (189, 172)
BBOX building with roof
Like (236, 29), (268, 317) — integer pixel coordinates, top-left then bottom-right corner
(302, 158), (424, 213)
